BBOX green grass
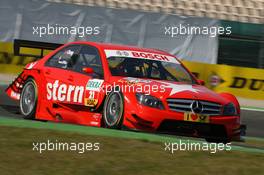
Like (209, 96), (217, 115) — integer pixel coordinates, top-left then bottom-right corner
(0, 125), (264, 175)
(238, 136), (264, 146)
(0, 117), (264, 153)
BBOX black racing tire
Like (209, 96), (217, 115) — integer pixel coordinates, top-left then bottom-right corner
(19, 78), (38, 119)
(103, 89), (124, 129)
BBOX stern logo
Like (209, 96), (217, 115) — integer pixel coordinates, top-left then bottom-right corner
(46, 80), (84, 103)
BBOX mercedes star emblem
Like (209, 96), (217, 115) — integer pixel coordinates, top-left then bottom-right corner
(190, 100), (203, 114)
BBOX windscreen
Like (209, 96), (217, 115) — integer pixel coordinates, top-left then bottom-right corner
(106, 52), (195, 84)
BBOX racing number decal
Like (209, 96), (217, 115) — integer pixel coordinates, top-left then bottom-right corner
(84, 79), (104, 107)
(89, 91), (95, 99)
(84, 91), (98, 107)
(184, 113), (209, 123)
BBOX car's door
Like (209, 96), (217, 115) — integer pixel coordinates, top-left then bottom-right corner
(70, 45), (105, 109)
(41, 45), (82, 110)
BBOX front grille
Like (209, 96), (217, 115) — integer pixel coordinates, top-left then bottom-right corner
(167, 99), (222, 116)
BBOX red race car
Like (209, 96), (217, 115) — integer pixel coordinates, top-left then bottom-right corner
(6, 40), (246, 143)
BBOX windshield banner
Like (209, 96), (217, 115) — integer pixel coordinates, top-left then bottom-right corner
(104, 50), (180, 64)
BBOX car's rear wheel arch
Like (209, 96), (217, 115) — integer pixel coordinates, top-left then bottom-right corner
(20, 77), (38, 119)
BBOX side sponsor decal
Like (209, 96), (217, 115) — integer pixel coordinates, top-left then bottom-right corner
(46, 80), (84, 103)
(84, 98), (98, 107)
(84, 91), (98, 107)
(84, 79), (104, 107)
(104, 49), (179, 64)
(46, 79), (104, 105)
(86, 79), (104, 92)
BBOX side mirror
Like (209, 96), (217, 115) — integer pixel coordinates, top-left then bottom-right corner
(197, 79), (205, 86)
(82, 67), (94, 74)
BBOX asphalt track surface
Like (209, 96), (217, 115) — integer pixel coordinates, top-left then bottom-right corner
(0, 85), (263, 138)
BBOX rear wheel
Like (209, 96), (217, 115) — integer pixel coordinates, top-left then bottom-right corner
(20, 78), (38, 119)
(103, 90), (124, 129)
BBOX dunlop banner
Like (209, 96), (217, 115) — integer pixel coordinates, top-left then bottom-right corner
(183, 60), (264, 100)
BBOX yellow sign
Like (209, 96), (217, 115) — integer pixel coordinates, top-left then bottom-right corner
(183, 60), (264, 100)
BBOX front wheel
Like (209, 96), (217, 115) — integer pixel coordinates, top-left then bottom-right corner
(103, 91), (124, 129)
(20, 78), (38, 119)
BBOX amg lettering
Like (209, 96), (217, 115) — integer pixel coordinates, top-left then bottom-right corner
(46, 80), (84, 103)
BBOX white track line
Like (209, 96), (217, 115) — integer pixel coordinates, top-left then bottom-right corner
(241, 107), (264, 112)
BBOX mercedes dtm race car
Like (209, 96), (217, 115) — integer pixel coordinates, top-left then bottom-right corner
(6, 40), (246, 143)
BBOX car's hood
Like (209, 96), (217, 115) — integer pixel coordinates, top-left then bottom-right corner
(110, 77), (229, 105)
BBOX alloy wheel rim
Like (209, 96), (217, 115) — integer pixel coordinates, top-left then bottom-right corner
(105, 93), (123, 126)
(20, 82), (36, 115)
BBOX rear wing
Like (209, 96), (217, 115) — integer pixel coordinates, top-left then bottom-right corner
(14, 39), (63, 58)
(5, 40), (63, 100)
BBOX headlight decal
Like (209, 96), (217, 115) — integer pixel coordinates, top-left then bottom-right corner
(222, 103), (237, 116)
(136, 93), (165, 110)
